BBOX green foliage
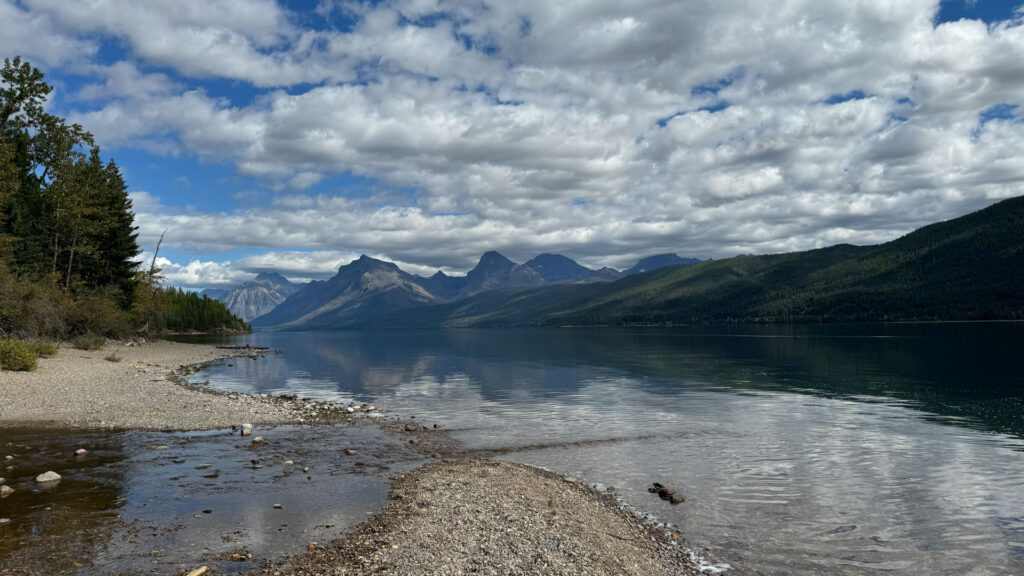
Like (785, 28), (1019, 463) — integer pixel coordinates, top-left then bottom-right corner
(1, 56), (141, 322)
(150, 286), (251, 333)
(0, 338), (37, 371)
(27, 340), (56, 357)
(71, 332), (106, 350)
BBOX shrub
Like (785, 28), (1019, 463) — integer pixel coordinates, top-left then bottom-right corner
(0, 338), (38, 371)
(27, 341), (57, 357)
(71, 333), (106, 351)
(104, 350), (121, 362)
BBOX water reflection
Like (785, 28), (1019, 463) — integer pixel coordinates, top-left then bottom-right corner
(184, 324), (1024, 438)
(180, 324), (1024, 575)
(0, 424), (423, 575)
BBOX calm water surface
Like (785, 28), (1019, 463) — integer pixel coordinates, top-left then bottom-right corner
(183, 324), (1024, 576)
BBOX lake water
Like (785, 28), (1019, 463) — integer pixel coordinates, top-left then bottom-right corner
(181, 324), (1024, 576)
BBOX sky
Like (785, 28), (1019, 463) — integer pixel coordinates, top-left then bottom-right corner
(2, 0), (1023, 288)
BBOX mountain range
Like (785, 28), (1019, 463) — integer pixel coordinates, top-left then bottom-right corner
(215, 196), (1024, 330)
(247, 251), (699, 329)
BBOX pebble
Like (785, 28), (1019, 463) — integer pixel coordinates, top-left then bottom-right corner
(0, 485), (13, 497)
(273, 504), (283, 509)
(252, 436), (265, 444)
(405, 423), (417, 431)
(344, 449), (358, 456)
(0, 518), (9, 526)
(36, 471), (62, 483)
(241, 423), (253, 436)
(75, 448), (88, 456)
(283, 460), (294, 466)
(185, 567), (209, 576)
(0, 477), (4, 485)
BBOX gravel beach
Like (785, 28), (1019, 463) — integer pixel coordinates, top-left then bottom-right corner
(262, 460), (700, 576)
(0, 340), (300, 430)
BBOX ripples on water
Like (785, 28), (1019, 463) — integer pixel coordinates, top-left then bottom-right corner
(179, 325), (1024, 575)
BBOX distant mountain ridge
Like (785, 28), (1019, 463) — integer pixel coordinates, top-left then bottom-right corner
(250, 251), (705, 329)
(251, 255), (442, 329)
(217, 272), (301, 322)
(623, 254), (707, 275)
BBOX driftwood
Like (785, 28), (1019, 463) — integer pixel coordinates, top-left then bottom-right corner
(215, 344), (270, 350)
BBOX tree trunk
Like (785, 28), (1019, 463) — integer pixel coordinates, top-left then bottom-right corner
(51, 232), (60, 274)
(65, 244), (75, 288)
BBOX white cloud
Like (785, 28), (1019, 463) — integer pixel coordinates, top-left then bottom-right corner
(144, 254), (252, 288)
(14, 0), (1024, 276)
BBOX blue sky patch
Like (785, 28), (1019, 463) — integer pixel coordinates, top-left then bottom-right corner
(935, 0), (1023, 25)
(824, 90), (867, 105)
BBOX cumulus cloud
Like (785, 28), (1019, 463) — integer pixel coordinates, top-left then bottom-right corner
(15, 0), (1024, 283)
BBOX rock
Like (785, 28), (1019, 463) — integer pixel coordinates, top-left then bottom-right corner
(0, 518), (10, 526)
(658, 488), (675, 500)
(241, 423), (253, 436)
(431, 453), (442, 459)
(652, 482), (664, 490)
(0, 477), (4, 485)
(273, 503), (283, 509)
(670, 493), (685, 504)
(252, 436), (264, 444)
(75, 448), (88, 456)
(148, 445), (169, 450)
(0, 485), (13, 497)
(195, 464), (211, 470)
(409, 438), (419, 445)
(344, 449), (358, 456)
(185, 567), (209, 576)
(36, 471), (62, 483)
(283, 460), (294, 466)
(345, 406), (355, 413)
(405, 423), (417, 432)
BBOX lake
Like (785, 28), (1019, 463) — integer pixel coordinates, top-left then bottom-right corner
(177, 323), (1024, 575)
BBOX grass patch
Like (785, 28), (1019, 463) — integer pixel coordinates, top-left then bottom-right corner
(0, 339), (38, 371)
(71, 333), (106, 351)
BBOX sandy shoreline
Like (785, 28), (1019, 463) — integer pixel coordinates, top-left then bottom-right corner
(0, 341), (705, 576)
(0, 340), (301, 430)
(262, 460), (699, 576)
